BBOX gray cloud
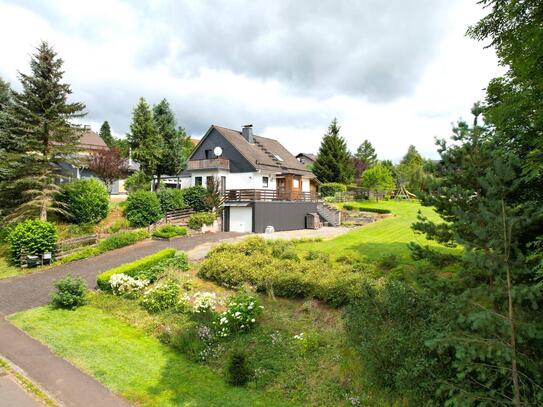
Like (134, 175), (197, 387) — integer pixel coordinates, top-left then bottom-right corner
(131, 0), (454, 101)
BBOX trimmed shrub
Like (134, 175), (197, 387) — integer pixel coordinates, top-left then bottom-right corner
(57, 178), (109, 224)
(157, 188), (186, 213)
(152, 225), (187, 239)
(358, 207), (391, 214)
(125, 190), (163, 227)
(125, 171), (151, 193)
(50, 274), (87, 309)
(96, 248), (176, 290)
(320, 183), (347, 197)
(342, 204), (355, 210)
(141, 279), (180, 313)
(8, 220), (57, 264)
(97, 229), (149, 251)
(226, 350), (251, 386)
(182, 186), (209, 212)
(188, 212), (216, 230)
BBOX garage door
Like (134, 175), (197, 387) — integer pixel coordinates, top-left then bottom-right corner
(229, 207), (253, 233)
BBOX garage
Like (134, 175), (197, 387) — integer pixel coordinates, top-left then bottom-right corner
(228, 206), (253, 233)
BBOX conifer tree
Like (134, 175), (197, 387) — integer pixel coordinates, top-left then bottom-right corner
(152, 99), (189, 190)
(313, 118), (353, 183)
(355, 140), (377, 167)
(0, 42), (85, 221)
(127, 97), (162, 178)
(99, 120), (115, 147)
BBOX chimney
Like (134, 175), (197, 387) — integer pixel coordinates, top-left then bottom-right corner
(242, 124), (254, 143)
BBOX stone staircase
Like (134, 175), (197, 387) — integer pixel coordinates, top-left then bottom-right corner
(316, 202), (341, 227)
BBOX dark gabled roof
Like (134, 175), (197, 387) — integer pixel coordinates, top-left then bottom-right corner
(194, 125), (314, 177)
(296, 152), (316, 162)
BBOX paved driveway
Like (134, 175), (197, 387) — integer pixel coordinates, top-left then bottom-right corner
(0, 231), (243, 406)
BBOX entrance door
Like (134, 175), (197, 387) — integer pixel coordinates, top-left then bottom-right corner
(276, 178), (285, 200)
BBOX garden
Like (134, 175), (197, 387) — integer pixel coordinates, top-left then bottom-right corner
(0, 179), (219, 280)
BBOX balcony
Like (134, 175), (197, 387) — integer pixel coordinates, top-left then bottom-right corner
(225, 189), (318, 202)
(187, 158), (230, 170)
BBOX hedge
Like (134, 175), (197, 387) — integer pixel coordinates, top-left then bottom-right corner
(96, 248), (177, 290)
(156, 188), (186, 213)
(358, 207), (391, 214)
(320, 183), (347, 197)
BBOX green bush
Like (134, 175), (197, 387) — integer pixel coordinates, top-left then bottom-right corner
(378, 253), (401, 270)
(358, 207), (391, 214)
(156, 188), (186, 213)
(57, 178), (109, 224)
(8, 220), (57, 264)
(141, 279), (180, 313)
(96, 248), (176, 290)
(320, 183), (347, 197)
(125, 171), (151, 193)
(188, 212), (216, 230)
(152, 225), (187, 239)
(198, 237), (374, 307)
(171, 325), (206, 361)
(50, 274), (87, 309)
(125, 190), (163, 227)
(182, 186), (209, 211)
(342, 204), (355, 210)
(107, 218), (129, 233)
(97, 229), (149, 251)
(226, 350), (251, 386)
(344, 280), (443, 404)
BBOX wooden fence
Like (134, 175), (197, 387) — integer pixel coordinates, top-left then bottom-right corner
(55, 234), (99, 260)
(149, 208), (196, 232)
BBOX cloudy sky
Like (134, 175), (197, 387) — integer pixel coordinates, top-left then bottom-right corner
(0, 0), (500, 161)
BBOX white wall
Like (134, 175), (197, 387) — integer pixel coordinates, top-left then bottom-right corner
(229, 207), (253, 232)
(189, 170), (277, 190)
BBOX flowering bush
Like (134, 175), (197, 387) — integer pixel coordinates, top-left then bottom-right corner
(109, 273), (149, 298)
(216, 291), (263, 338)
(141, 279), (180, 313)
(192, 291), (219, 313)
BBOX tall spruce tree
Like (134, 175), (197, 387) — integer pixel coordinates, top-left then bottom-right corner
(0, 77), (10, 112)
(313, 118), (353, 183)
(126, 97), (162, 178)
(152, 99), (188, 190)
(355, 139), (377, 167)
(0, 42), (85, 221)
(410, 0), (543, 400)
(99, 120), (115, 147)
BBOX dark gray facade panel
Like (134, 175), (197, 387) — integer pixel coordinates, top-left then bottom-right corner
(191, 129), (254, 173)
(253, 202), (318, 233)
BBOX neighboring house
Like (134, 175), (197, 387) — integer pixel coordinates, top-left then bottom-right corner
(62, 129), (138, 195)
(296, 152), (316, 169)
(163, 124), (326, 233)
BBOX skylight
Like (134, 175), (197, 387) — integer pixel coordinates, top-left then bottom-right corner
(274, 154), (283, 162)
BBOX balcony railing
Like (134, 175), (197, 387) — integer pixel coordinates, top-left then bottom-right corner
(225, 189), (318, 202)
(187, 158), (230, 170)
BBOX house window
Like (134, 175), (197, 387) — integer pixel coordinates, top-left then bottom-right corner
(195, 176), (202, 186)
(262, 176), (269, 188)
(293, 178), (300, 188)
(205, 149), (213, 159)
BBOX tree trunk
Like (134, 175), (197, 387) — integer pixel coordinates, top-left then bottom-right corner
(501, 200), (521, 407)
(40, 204), (47, 222)
(155, 173), (161, 191)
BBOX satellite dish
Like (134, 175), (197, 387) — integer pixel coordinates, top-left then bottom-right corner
(213, 146), (223, 156)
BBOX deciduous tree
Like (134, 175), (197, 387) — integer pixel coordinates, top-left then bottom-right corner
(88, 147), (129, 193)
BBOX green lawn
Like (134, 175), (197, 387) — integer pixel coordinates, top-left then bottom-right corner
(299, 199), (452, 262)
(10, 306), (293, 407)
